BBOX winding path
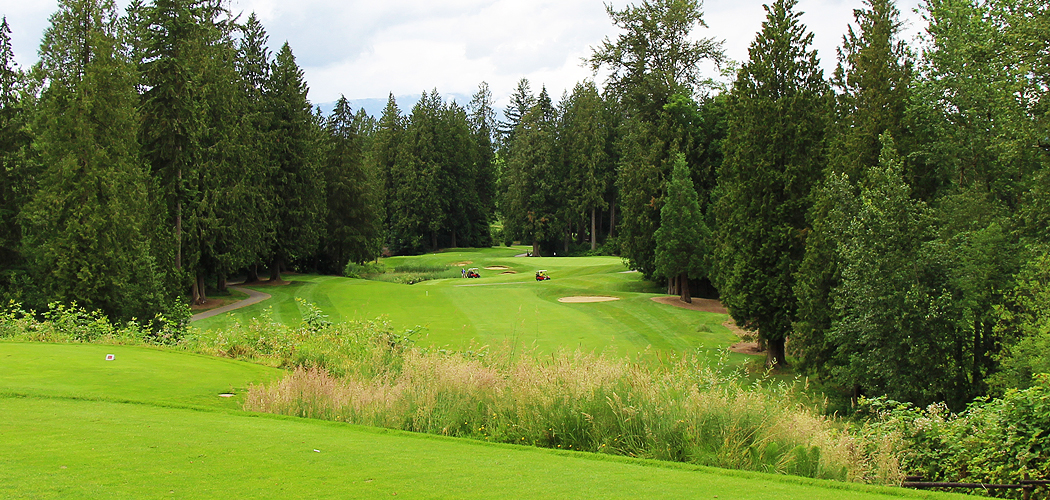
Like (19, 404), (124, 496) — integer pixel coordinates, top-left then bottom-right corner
(190, 286), (271, 322)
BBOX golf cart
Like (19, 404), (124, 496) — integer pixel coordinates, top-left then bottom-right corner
(535, 270), (551, 281)
(466, 268), (481, 279)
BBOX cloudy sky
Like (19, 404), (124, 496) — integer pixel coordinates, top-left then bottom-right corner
(1, 0), (926, 112)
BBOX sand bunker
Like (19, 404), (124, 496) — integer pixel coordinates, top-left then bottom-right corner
(558, 296), (621, 303)
(500, 271), (517, 275)
(453, 261), (473, 267)
(484, 265), (509, 270)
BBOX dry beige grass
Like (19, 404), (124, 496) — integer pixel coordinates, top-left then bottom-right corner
(244, 344), (904, 484)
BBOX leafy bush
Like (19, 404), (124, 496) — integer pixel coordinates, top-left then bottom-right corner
(343, 261), (386, 278)
(858, 375), (1050, 495)
(992, 251), (1050, 392)
(0, 300), (188, 345)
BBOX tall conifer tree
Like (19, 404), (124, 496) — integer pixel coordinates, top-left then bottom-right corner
(0, 18), (31, 280)
(24, 0), (168, 320)
(264, 42), (325, 280)
(713, 0), (829, 367)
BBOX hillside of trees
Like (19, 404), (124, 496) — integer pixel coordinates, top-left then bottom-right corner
(1, 0), (1047, 409)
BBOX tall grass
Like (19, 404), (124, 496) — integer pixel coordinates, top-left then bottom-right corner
(244, 340), (904, 484)
(344, 262), (459, 284)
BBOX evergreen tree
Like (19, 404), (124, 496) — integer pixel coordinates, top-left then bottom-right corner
(140, 0), (213, 293)
(195, 11), (269, 295)
(497, 78), (535, 156)
(559, 81), (612, 251)
(502, 88), (561, 256)
(0, 18), (32, 283)
(713, 0), (829, 368)
(588, 0), (724, 277)
(467, 81), (498, 242)
(233, 12), (276, 282)
(829, 0), (912, 181)
(827, 135), (941, 404)
(371, 93), (403, 246)
(321, 96), (382, 270)
(23, 0), (168, 320)
(793, 0), (912, 375)
(264, 42), (325, 280)
(654, 153), (710, 302)
(442, 100), (484, 248)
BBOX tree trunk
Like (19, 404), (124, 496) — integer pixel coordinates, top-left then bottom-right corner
(190, 276), (200, 305)
(766, 337), (787, 369)
(591, 208), (597, 251)
(217, 274), (226, 293)
(608, 201), (616, 238)
(598, 207), (604, 241)
(679, 272), (691, 303)
(247, 264), (259, 283)
(175, 201), (182, 271)
(197, 274), (207, 303)
(270, 258), (282, 282)
(431, 231), (438, 251)
(563, 230), (569, 254)
(175, 167), (182, 271)
(532, 240), (540, 257)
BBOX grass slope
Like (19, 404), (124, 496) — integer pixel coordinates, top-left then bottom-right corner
(194, 247), (740, 359)
(1, 343), (967, 499)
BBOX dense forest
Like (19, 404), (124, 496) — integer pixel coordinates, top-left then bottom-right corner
(0, 0), (1047, 410)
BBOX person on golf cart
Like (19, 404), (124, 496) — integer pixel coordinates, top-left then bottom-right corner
(466, 268), (481, 278)
(535, 270), (550, 281)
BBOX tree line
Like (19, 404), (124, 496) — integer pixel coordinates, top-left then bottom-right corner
(0, 0), (1047, 408)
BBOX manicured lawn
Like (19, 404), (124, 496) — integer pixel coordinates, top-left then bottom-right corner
(194, 247), (742, 359)
(0, 343), (282, 410)
(0, 343), (967, 500)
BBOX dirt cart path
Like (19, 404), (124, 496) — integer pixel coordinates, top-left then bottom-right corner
(190, 286), (271, 322)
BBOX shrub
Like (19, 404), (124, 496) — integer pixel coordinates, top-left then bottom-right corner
(0, 300), (188, 346)
(858, 375), (1050, 495)
(344, 261), (386, 278)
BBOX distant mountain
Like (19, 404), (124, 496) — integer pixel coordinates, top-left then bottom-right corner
(314, 93), (471, 119)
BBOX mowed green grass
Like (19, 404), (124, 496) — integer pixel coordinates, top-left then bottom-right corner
(0, 343), (967, 499)
(195, 247), (741, 359)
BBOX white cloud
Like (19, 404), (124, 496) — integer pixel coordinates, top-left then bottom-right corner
(3, 0), (929, 110)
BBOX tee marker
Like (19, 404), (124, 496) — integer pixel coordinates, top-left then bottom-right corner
(105, 354), (115, 361)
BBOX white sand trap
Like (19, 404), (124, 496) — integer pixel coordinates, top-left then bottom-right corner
(500, 271), (517, 274)
(453, 261), (473, 267)
(485, 266), (510, 270)
(558, 296), (621, 303)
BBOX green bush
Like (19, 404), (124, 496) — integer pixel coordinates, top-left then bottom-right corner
(0, 300), (187, 346)
(992, 251), (1050, 392)
(859, 375), (1050, 494)
(343, 261), (386, 278)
